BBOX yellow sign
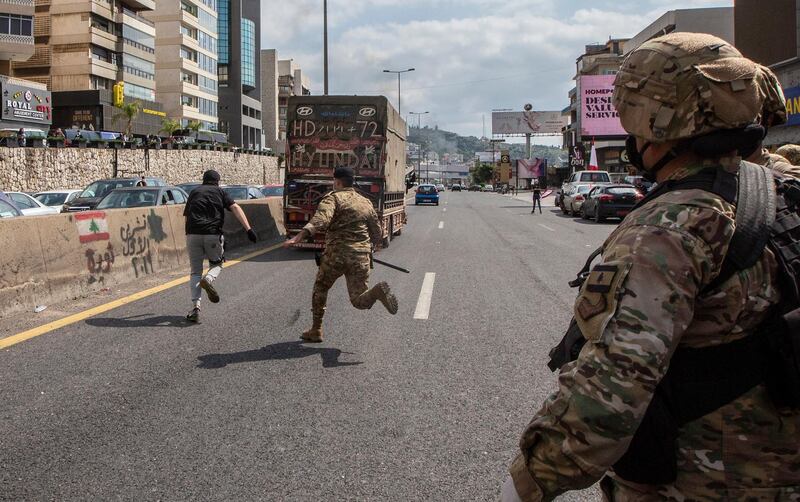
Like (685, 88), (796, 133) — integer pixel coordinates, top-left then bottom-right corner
(112, 81), (125, 106)
(142, 108), (166, 117)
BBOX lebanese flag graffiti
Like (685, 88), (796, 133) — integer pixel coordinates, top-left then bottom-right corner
(75, 211), (110, 243)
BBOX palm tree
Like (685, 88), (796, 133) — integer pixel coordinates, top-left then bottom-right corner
(114, 100), (141, 138)
(159, 118), (181, 136)
(187, 120), (202, 132)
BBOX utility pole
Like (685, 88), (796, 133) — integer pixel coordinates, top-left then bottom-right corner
(323, 0), (328, 95)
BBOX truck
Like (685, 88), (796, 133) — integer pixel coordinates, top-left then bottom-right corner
(283, 95), (408, 249)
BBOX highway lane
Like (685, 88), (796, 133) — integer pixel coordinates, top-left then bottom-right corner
(0, 191), (615, 501)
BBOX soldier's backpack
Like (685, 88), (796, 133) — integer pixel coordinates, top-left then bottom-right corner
(547, 161), (800, 485)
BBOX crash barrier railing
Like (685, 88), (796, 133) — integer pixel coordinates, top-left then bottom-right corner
(0, 199), (284, 318)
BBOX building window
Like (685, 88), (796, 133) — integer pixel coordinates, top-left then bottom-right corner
(180, 46), (197, 62)
(91, 75), (112, 90)
(240, 18), (255, 88)
(0, 14), (32, 36)
(124, 82), (155, 101)
(197, 52), (217, 74)
(181, 94), (196, 107)
(180, 24), (197, 39)
(197, 30), (217, 53)
(122, 25), (155, 54)
(197, 9), (217, 34)
(181, 1), (198, 17)
(217, 0), (229, 64)
(218, 64), (228, 85)
(181, 71), (197, 84)
(200, 0), (217, 11)
(198, 75), (217, 94)
(123, 53), (155, 80)
(197, 97), (218, 117)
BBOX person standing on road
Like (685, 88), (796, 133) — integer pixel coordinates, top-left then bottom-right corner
(503, 33), (800, 501)
(283, 166), (398, 343)
(530, 182), (542, 214)
(184, 169), (257, 323)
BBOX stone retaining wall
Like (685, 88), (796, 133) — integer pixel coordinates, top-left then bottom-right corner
(0, 147), (280, 192)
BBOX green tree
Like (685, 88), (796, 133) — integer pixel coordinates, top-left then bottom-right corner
(472, 163), (495, 185)
(114, 100), (141, 137)
(159, 118), (181, 136)
(88, 219), (100, 234)
(187, 120), (202, 132)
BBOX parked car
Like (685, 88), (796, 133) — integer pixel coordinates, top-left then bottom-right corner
(482, 184), (494, 192)
(0, 191), (23, 218)
(561, 184), (594, 216)
(6, 191), (60, 216)
(581, 184), (644, 222)
(177, 182), (202, 195)
(222, 185), (265, 201)
(96, 186), (188, 209)
(451, 184), (462, 192)
(34, 189), (82, 212)
(468, 185), (481, 191)
(561, 170), (611, 196)
(415, 184), (439, 205)
(623, 175), (654, 193)
(436, 183), (446, 192)
(260, 184), (284, 197)
(64, 177), (168, 212)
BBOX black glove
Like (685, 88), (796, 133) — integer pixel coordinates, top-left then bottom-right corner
(247, 228), (258, 243)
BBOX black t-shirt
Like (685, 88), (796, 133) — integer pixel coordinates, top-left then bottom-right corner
(533, 188), (541, 198)
(184, 184), (235, 235)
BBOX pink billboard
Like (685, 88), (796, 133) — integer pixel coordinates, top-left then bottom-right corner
(517, 158), (545, 178)
(580, 75), (627, 137)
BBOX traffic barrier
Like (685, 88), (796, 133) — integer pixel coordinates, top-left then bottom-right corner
(0, 200), (285, 318)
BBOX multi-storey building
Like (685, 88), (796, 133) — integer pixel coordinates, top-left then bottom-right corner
(217, 0), (260, 149)
(11, 0), (162, 134)
(145, 0), (219, 131)
(0, 0), (34, 75)
(260, 49), (309, 154)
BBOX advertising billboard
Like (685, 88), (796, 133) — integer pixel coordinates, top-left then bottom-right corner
(492, 111), (566, 136)
(784, 86), (800, 127)
(518, 158), (546, 178)
(579, 75), (625, 137)
(476, 151), (497, 163)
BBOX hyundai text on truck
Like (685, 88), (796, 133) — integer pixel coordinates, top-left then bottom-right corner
(284, 95), (408, 249)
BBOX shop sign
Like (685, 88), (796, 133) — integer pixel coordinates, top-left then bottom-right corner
(784, 86), (800, 127)
(1, 82), (52, 124)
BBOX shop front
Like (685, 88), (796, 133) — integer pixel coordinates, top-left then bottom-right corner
(0, 76), (52, 142)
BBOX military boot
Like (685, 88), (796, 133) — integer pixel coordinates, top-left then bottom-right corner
(301, 315), (324, 343)
(373, 282), (398, 315)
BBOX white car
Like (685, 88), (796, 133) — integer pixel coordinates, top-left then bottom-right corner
(34, 189), (82, 212)
(436, 183), (445, 192)
(6, 191), (60, 216)
(482, 184), (494, 192)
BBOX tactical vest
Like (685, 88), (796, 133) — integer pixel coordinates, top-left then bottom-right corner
(548, 161), (800, 485)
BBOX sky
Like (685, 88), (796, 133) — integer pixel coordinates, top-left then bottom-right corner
(261, 0), (733, 144)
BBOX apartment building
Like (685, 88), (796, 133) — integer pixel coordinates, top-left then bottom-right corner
(145, 0), (219, 131)
(260, 49), (309, 153)
(0, 0), (35, 75)
(10, 0), (163, 134)
(217, 0), (260, 149)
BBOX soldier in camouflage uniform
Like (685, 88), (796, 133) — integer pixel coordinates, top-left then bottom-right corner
(503, 33), (800, 501)
(776, 144), (800, 166)
(283, 166), (398, 343)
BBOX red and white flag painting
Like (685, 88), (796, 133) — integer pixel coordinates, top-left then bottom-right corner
(75, 211), (110, 243)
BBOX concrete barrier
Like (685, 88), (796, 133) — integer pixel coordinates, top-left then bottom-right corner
(0, 199), (284, 318)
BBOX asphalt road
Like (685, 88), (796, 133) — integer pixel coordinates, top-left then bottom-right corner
(0, 191), (617, 501)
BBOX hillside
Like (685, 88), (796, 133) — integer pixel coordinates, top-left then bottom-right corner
(407, 126), (565, 165)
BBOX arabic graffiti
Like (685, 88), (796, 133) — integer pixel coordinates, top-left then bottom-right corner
(85, 243), (115, 284)
(120, 214), (154, 278)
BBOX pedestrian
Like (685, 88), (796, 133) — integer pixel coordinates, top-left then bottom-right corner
(183, 169), (257, 323)
(283, 166), (398, 343)
(135, 176), (147, 187)
(530, 182), (541, 214)
(503, 33), (800, 501)
(16, 128), (25, 147)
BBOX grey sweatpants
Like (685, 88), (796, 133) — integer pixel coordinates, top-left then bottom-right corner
(187, 233), (224, 306)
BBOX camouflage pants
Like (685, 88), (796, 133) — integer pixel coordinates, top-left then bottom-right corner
(312, 251), (376, 319)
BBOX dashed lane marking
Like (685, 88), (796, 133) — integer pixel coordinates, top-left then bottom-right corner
(443, 208), (447, 212)
(0, 242), (284, 350)
(413, 272), (436, 320)
(538, 224), (556, 232)
(438, 221), (444, 229)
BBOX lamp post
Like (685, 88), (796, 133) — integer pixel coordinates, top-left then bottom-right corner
(383, 68), (415, 115)
(490, 138), (505, 186)
(409, 110), (428, 183)
(323, 0), (329, 95)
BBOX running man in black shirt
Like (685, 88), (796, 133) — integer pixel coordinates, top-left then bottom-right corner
(183, 169), (257, 322)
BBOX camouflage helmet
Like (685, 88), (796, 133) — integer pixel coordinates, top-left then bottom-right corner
(758, 65), (787, 128)
(613, 32), (775, 142)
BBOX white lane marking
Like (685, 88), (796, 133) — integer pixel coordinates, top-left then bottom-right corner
(443, 208), (447, 212)
(438, 221), (444, 229)
(413, 273), (436, 320)
(538, 224), (555, 232)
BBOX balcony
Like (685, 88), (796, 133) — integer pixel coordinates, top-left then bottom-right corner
(12, 45), (49, 67)
(33, 14), (49, 36)
(120, 0), (155, 11)
(119, 7), (155, 28)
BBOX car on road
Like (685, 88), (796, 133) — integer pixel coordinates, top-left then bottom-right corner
(561, 170), (611, 197)
(96, 186), (188, 209)
(223, 185), (265, 201)
(561, 184), (594, 216)
(177, 182), (202, 195)
(436, 183), (446, 192)
(64, 177), (168, 212)
(581, 184), (643, 222)
(260, 184), (284, 197)
(0, 191), (22, 218)
(468, 185), (481, 191)
(33, 189), (82, 212)
(482, 184), (494, 192)
(451, 184), (462, 192)
(5, 191), (59, 216)
(415, 184), (439, 205)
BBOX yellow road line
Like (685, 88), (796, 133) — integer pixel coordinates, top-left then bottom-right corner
(0, 242), (284, 350)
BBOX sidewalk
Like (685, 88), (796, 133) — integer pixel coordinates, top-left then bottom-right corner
(509, 191), (555, 207)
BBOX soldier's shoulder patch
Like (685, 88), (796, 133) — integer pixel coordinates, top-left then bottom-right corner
(574, 260), (632, 342)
